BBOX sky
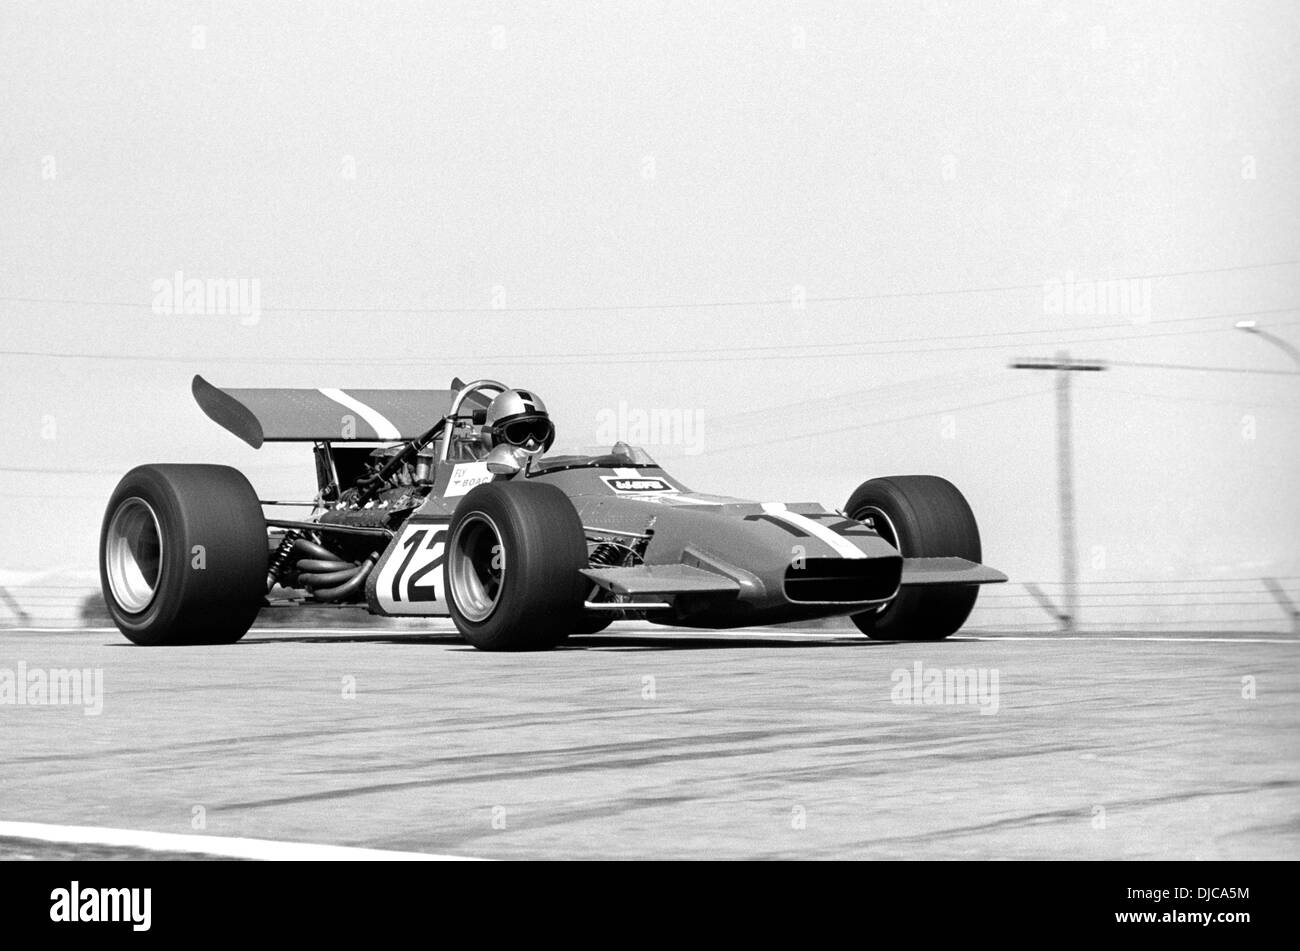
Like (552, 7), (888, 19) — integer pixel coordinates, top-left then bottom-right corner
(2, 1), (1298, 627)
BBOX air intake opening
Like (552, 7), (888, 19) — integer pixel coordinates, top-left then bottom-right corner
(783, 557), (902, 604)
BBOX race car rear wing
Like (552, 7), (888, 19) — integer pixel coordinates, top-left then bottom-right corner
(193, 375), (461, 448)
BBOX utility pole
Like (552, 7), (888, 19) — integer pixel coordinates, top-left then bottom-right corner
(1010, 352), (1107, 632)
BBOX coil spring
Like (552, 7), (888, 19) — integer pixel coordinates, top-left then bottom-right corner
(266, 530), (302, 589)
(589, 542), (635, 568)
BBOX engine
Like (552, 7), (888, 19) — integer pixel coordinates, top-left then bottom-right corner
(267, 446), (436, 604)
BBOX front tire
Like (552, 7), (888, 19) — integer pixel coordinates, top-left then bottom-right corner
(573, 615), (614, 636)
(846, 475), (982, 641)
(445, 481), (589, 651)
(100, 465), (268, 645)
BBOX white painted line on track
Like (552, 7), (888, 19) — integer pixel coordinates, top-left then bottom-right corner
(0, 821), (479, 862)
(5, 628), (1293, 644)
(251, 629), (453, 636)
(4, 626), (860, 640)
(2, 628), (446, 637)
(957, 635), (1299, 644)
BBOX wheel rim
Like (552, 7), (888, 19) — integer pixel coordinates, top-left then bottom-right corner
(854, 505), (902, 555)
(105, 497), (164, 614)
(854, 504), (901, 615)
(448, 512), (505, 622)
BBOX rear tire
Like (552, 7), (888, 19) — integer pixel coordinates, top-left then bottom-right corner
(846, 475), (982, 641)
(445, 481), (588, 651)
(100, 465), (268, 645)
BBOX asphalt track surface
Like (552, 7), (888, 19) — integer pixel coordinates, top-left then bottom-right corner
(2, 623), (1297, 860)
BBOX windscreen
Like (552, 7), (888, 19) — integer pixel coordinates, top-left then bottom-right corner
(530, 443), (659, 474)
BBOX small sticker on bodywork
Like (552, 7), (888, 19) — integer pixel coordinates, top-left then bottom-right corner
(445, 462), (494, 497)
(602, 476), (677, 494)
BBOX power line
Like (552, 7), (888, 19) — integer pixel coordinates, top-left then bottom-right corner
(0, 377), (1029, 479)
(595, 306), (1300, 357)
(1086, 382), (1300, 409)
(0, 463), (308, 476)
(0, 465), (125, 475)
(1, 494), (109, 501)
(1, 388), (1041, 479)
(1, 258), (1295, 315)
(532, 306), (1300, 360)
(702, 371), (1009, 431)
(4, 308), (1297, 369)
(700, 385), (1051, 454)
(1104, 359), (1300, 377)
(0, 384), (1015, 480)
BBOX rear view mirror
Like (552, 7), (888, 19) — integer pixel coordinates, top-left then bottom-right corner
(483, 444), (527, 475)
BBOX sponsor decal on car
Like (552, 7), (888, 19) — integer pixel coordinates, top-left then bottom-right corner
(601, 475), (678, 494)
(445, 462), (494, 498)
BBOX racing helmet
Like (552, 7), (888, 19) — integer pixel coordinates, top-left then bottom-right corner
(484, 389), (556, 453)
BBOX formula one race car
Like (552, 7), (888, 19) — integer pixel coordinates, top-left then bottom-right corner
(99, 377), (1007, 650)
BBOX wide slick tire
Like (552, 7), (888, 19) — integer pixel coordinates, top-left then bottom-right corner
(444, 481), (588, 651)
(846, 475), (982, 642)
(99, 464), (268, 646)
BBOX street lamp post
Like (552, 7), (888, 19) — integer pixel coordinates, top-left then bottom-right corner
(1234, 320), (1300, 371)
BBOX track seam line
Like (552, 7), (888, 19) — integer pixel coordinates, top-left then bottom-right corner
(0, 821), (481, 862)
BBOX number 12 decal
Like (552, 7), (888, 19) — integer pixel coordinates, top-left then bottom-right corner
(393, 528), (446, 603)
(376, 523), (450, 615)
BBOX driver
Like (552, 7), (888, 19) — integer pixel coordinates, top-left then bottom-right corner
(484, 389), (556, 455)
